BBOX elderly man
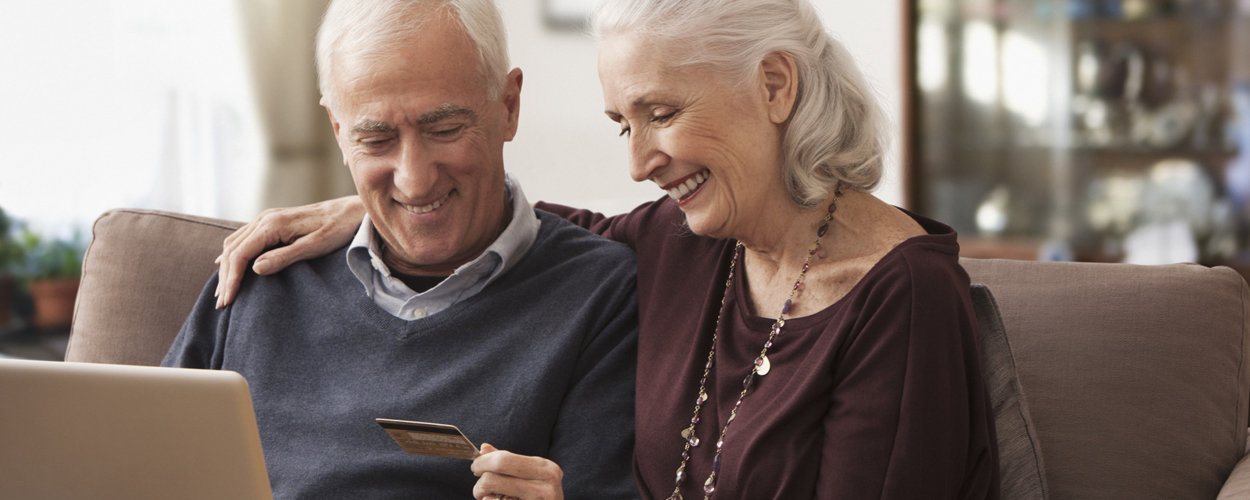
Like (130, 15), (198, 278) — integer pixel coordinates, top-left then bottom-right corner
(162, 1), (638, 499)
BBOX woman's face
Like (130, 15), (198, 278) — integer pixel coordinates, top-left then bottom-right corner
(599, 35), (789, 239)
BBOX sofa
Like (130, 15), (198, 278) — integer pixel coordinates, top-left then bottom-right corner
(66, 208), (1250, 499)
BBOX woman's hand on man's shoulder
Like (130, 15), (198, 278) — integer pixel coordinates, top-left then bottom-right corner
(214, 195), (365, 309)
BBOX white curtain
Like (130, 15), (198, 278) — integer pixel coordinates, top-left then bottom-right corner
(0, 0), (347, 238)
(239, 0), (354, 211)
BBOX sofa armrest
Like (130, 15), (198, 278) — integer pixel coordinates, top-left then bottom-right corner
(1219, 452), (1250, 499)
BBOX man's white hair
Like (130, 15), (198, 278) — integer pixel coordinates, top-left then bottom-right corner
(316, 0), (510, 109)
(593, 0), (887, 206)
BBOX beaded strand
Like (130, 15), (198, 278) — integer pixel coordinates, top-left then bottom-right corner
(667, 184), (844, 500)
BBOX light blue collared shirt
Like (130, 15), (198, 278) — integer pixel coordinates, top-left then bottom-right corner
(345, 173), (541, 320)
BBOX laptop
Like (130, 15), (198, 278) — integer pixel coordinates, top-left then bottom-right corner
(0, 358), (273, 500)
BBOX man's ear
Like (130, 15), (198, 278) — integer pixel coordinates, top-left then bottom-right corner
(760, 52), (799, 124)
(322, 97), (348, 166)
(502, 68), (523, 142)
(323, 97), (343, 136)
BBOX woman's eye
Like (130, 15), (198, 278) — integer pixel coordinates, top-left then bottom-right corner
(618, 127), (631, 137)
(651, 109), (677, 123)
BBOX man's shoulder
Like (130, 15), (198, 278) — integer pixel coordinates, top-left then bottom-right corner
(532, 210), (636, 265)
(234, 245), (354, 297)
(495, 210), (637, 292)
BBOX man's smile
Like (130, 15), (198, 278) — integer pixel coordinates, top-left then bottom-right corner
(399, 190), (453, 214)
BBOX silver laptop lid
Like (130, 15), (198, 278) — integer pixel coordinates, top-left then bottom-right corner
(0, 359), (273, 500)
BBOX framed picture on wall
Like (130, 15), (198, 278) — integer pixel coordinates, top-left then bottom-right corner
(544, 0), (596, 30)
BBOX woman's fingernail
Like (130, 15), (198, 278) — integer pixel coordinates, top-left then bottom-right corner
(253, 259), (270, 275)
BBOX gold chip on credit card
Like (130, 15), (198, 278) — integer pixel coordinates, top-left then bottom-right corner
(376, 418), (481, 460)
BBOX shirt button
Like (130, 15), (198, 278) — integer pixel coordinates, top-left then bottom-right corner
(411, 308), (428, 319)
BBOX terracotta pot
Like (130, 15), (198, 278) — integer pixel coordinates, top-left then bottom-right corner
(0, 275), (13, 329)
(29, 278), (79, 332)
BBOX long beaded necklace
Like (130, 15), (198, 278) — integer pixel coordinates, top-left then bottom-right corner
(667, 183), (845, 500)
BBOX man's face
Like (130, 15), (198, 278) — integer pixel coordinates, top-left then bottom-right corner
(326, 13), (521, 276)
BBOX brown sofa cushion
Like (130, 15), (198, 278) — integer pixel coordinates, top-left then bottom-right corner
(972, 285), (1048, 500)
(67, 209), (242, 365)
(962, 258), (1250, 500)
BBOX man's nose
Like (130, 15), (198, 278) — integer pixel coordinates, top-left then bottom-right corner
(393, 138), (439, 197)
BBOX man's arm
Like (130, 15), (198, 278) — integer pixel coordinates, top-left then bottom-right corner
(545, 274), (640, 499)
(472, 273), (641, 500)
(162, 273), (233, 370)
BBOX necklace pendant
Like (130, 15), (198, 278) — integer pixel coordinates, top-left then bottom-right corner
(755, 355), (771, 376)
(669, 494), (683, 500)
(704, 475), (717, 495)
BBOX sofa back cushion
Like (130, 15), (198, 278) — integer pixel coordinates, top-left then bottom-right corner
(972, 284), (1048, 500)
(67, 210), (1250, 499)
(962, 258), (1250, 500)
(67, 209), (242, 365)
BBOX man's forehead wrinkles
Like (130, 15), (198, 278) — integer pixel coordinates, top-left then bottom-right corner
(348, 102), (476, 135)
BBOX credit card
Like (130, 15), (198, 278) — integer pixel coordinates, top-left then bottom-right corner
(376, 418), (480, 460)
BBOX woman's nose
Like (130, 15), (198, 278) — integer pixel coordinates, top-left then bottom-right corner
(629, 136), (671, 183)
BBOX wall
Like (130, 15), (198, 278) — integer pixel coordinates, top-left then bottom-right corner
(499, 0), (905, 215)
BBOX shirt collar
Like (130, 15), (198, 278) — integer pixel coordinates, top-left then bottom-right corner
(346, 172), (540, 297)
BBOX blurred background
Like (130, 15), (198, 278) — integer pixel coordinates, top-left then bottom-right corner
(0, 0), (902, 345)
(909, 0), (1250, 273)
(0, 0), (905, 237)
(2, 0), (1249, 344)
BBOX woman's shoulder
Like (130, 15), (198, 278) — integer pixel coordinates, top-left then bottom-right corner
(854, 212), (970, 304)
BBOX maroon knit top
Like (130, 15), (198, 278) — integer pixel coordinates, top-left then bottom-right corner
(537, 197), (1000, 500)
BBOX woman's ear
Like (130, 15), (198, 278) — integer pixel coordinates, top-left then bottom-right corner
(760, 52), (799, 124)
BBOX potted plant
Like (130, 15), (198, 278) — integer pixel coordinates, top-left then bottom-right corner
(0, 207), (22, 329)
(19, 229), (86, 332)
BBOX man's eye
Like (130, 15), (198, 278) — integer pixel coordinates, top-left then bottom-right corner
(430, 126), (464, 138)
(361, 138), (393, 149)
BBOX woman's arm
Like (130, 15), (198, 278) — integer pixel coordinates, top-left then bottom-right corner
(533, 201), (635, 243)
(214, 195), (364, 308)
(213, 197), (659, 306)
(817, 260), (999, 499)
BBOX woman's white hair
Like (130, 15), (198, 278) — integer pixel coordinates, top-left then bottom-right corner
(316, 0), (510, 109)
(593, 0), (887, 205)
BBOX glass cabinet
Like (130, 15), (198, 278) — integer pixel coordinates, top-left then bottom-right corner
(907, 0), (1250, 268)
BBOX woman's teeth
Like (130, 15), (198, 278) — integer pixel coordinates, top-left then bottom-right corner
(667, 171), (709, 201)
(403, 193), (450, 214)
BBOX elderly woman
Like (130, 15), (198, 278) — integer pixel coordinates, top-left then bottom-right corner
(215, 0), (1000, 498)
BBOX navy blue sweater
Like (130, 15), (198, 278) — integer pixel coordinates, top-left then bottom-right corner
(164, 211), (640, 499)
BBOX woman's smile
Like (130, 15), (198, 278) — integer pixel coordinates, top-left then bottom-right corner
(661, 169), (711, 205)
